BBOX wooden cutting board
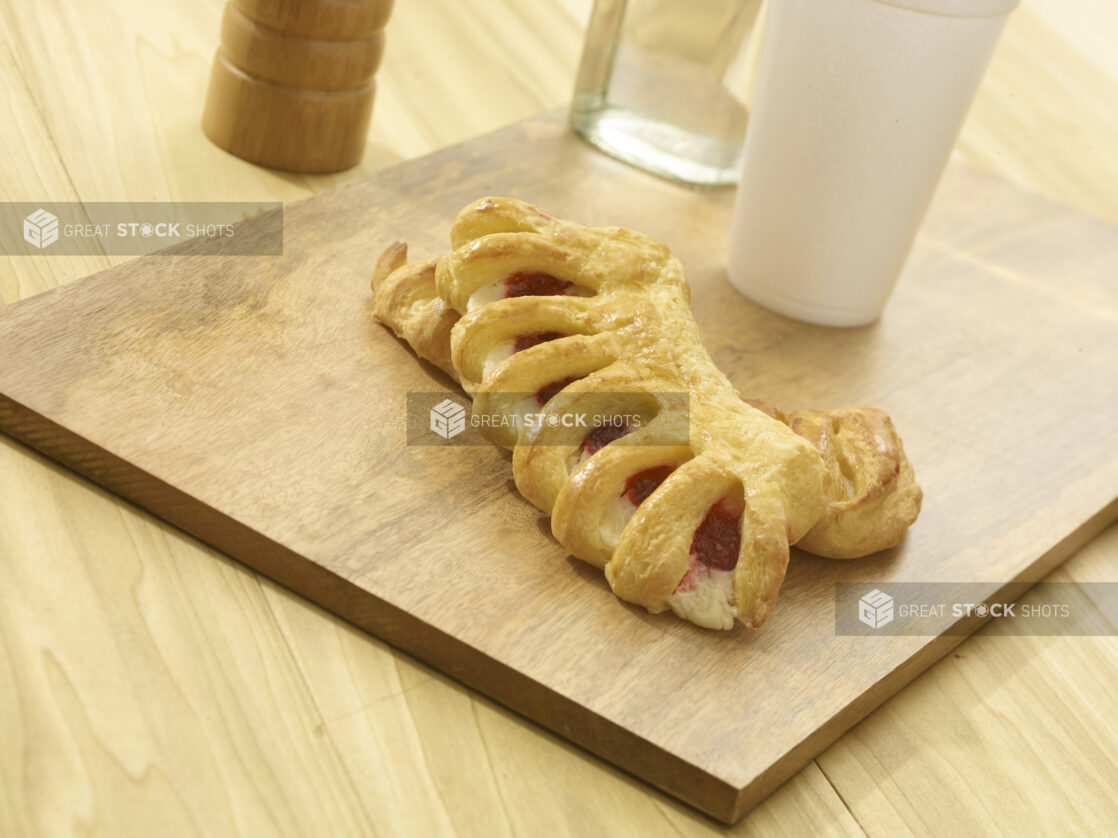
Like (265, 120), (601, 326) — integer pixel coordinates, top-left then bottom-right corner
(2, 111), (1116, 823)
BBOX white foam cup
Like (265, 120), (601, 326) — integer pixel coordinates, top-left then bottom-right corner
(727, 0), (1021, 326)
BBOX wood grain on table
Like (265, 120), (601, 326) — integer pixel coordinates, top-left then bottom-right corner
(0, 0), (1115, 835)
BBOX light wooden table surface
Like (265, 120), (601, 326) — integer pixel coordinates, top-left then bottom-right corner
(2, 1), (1116, 836)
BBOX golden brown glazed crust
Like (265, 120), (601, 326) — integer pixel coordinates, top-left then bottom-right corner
(785, 408), (923, 559)
(370, 198), (921, 629)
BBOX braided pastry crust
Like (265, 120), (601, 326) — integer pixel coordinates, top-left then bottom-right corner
(371, 198), (921, 630)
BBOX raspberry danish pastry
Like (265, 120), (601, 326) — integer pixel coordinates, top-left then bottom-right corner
(371, 198), (921, 630)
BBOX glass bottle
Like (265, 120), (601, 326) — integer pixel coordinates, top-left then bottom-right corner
(570, 0), (766, 187)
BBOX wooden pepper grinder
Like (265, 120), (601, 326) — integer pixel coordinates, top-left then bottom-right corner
(202, 0), (394, 173)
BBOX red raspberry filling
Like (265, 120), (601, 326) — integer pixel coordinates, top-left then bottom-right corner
(622, 465), (675, 506)
(577, 422), (631, 457)
(690, 497), (745, 572)
(513, 331), (565, 353)
(535, 376), (580, 406)
(504, 272), (574, 298)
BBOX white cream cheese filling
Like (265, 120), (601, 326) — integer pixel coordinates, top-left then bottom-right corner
(482, 341), (515, 379)
(598, 494), (637, 548)
(667, 567), (737, 631)
(467, 282), (507, 311)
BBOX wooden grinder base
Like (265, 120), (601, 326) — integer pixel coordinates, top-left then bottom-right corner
(202, 0), (393, 173)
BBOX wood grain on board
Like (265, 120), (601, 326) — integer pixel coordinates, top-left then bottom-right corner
(1, 112), (1116, 823)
